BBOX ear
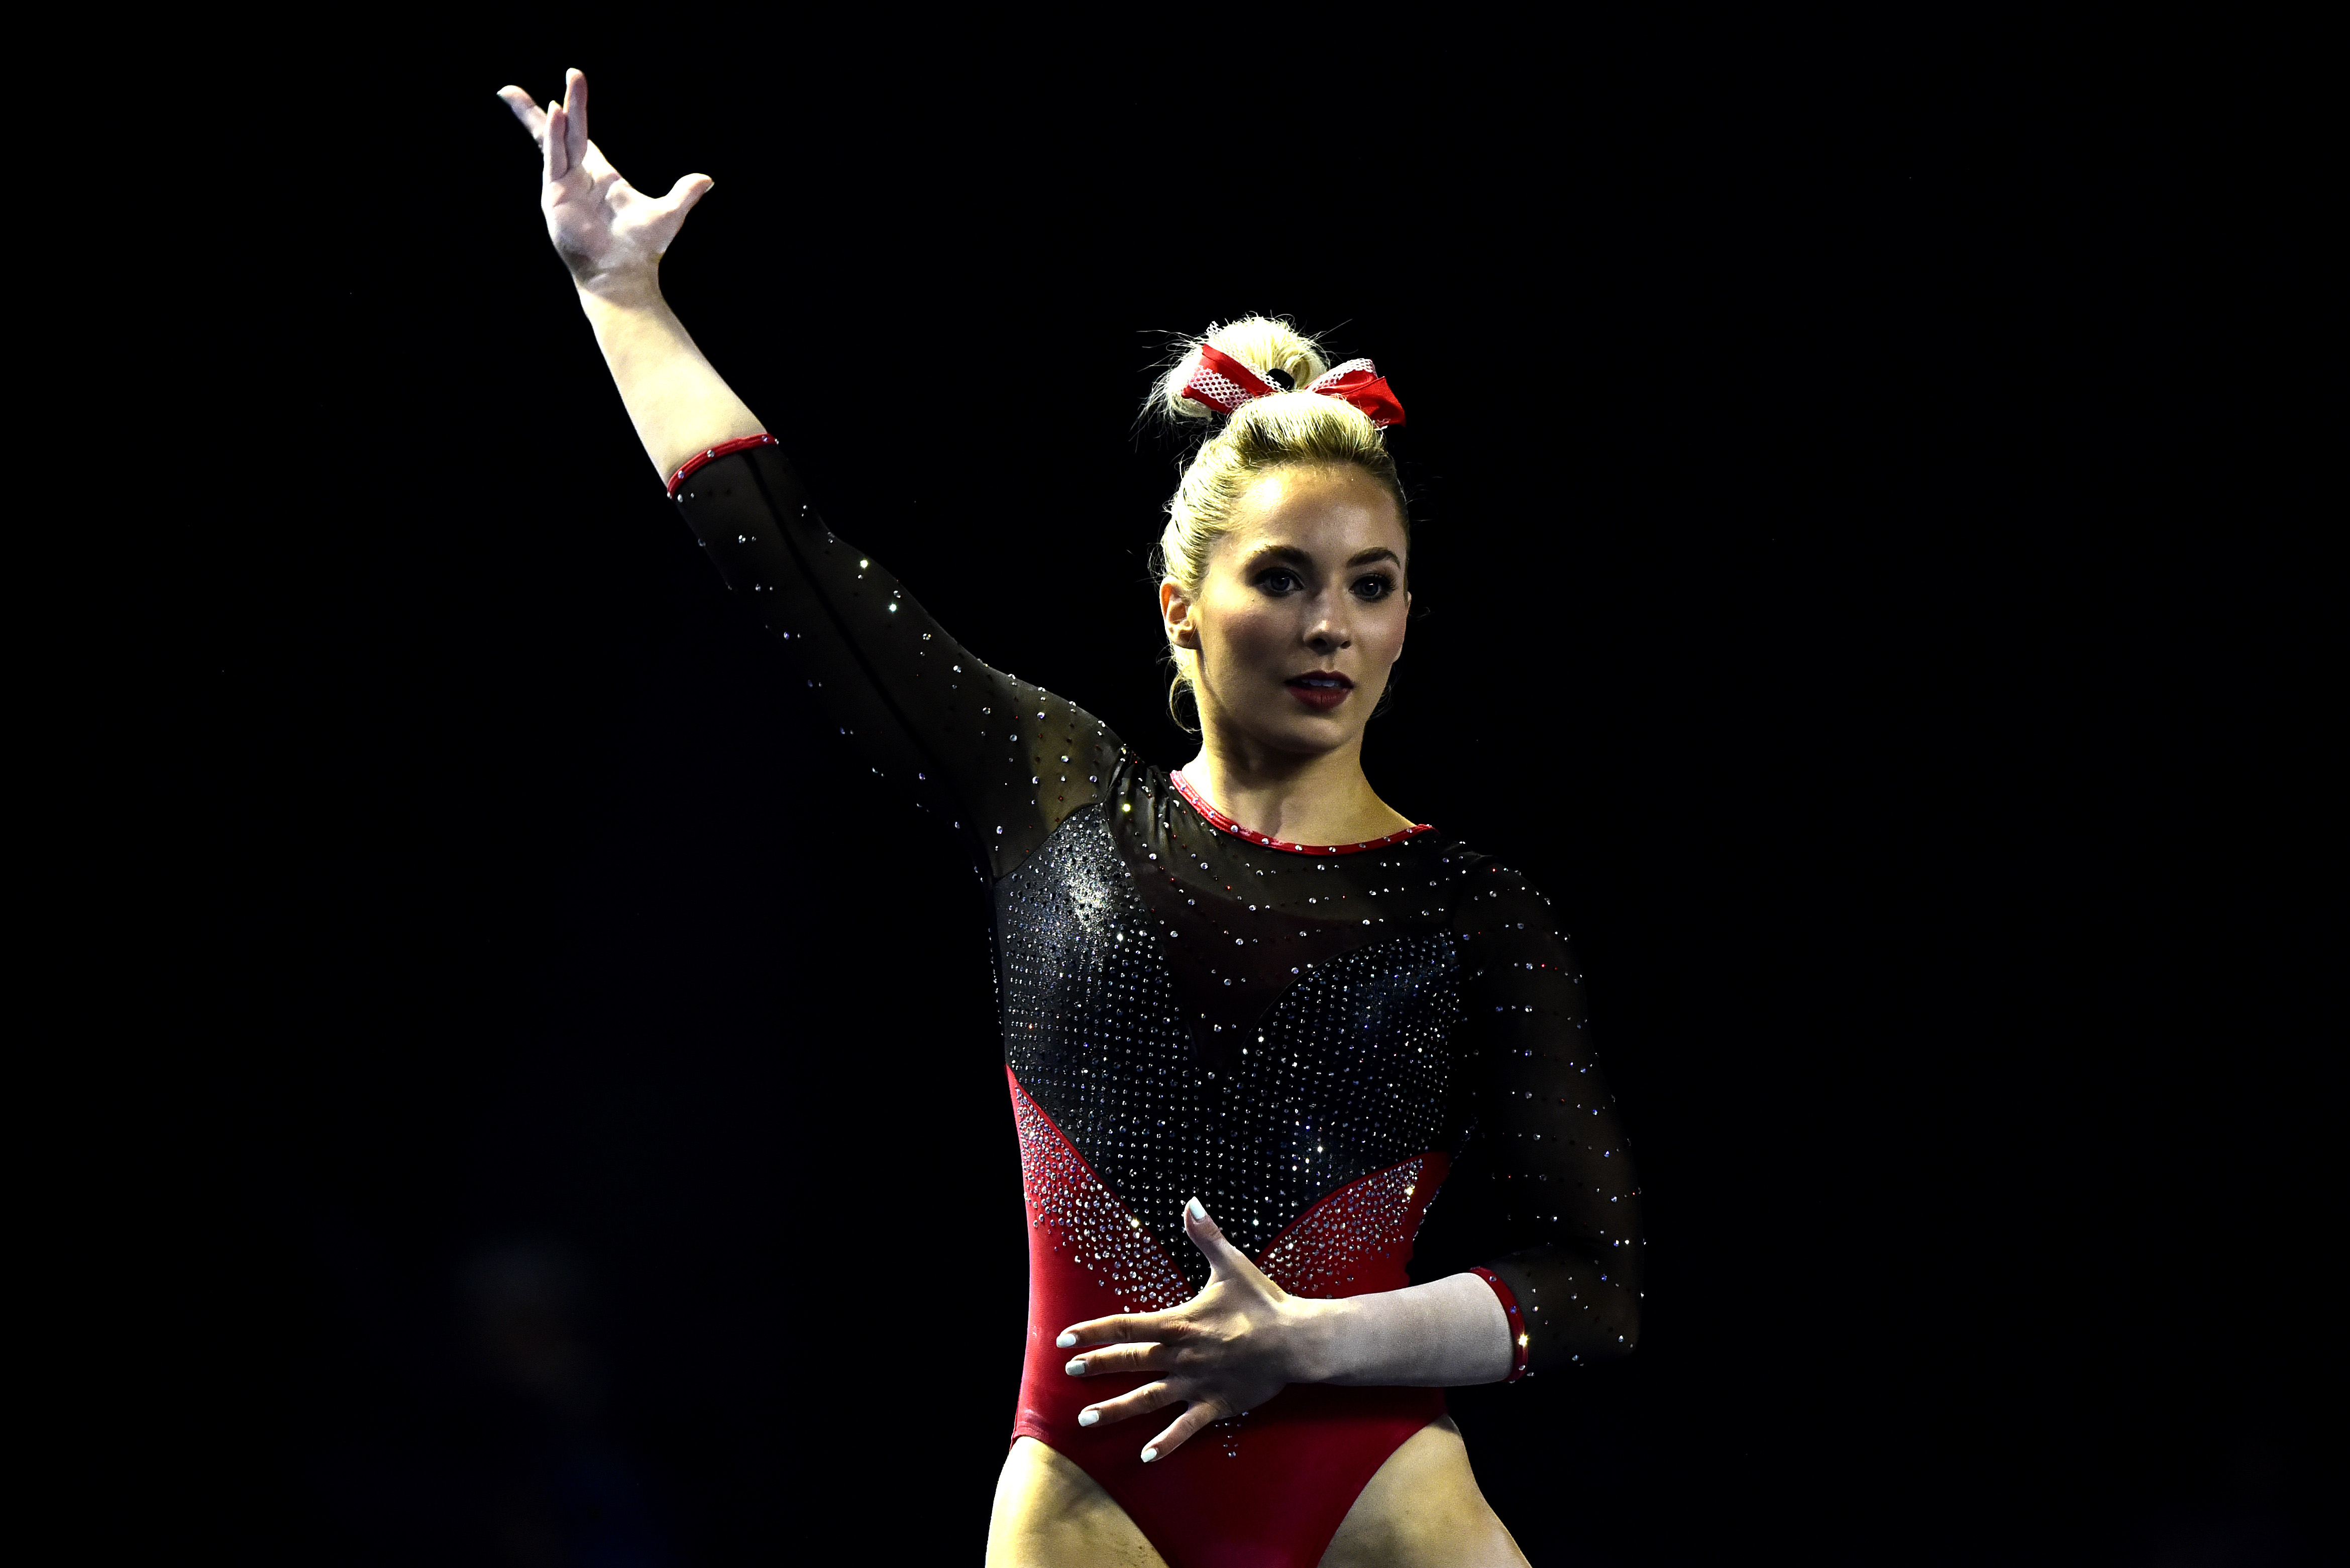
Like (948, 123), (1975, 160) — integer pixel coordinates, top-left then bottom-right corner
(1159, 580), (1200, 648)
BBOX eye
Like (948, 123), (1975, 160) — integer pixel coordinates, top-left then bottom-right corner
(1351, 573), (1396, 600)
(1255, 568), (1303, 595)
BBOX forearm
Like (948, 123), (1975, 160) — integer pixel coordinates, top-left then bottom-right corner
(574, 271), (764, 482)
(1301, 1272), (1515, 1388)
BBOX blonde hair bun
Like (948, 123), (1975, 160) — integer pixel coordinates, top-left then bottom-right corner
(1153, 317), (1335, 422)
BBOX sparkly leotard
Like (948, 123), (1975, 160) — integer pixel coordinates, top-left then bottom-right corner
(671, 437), (1642, 1567)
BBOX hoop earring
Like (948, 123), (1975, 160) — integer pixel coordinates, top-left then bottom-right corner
(1167, 675), (1201, 733)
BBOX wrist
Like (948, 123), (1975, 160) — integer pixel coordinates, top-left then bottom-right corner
(573, 262), (666, 310)
(1287, 1296), (1360, 1385)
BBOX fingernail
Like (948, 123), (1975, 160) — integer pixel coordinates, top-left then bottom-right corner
(1141, 1446), (1160, 1464)
(1056, 1332), (1077, 1349)
(1065, 1359), (1087, 1376)
(1078, 1409), (1099, 1428)
(1187, 1197), (1207, 1222)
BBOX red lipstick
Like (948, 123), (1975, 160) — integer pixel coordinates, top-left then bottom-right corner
(1284, 671), (1354, 712)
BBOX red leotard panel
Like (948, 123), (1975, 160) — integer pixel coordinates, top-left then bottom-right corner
(1009, 1070), (1449, 1568)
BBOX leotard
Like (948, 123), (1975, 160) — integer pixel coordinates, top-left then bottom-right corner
(670, 435), (1642, 1566)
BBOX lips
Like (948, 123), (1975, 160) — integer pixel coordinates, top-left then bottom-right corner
(1285, 671), (1354, 712)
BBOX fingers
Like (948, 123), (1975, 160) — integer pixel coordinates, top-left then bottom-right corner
(1072, 1378), (1233, 1463)
(1075, 1379), (1181, 1433)
(1140, 1399), (1227, 1463)
(543, 100), (567, 180)
(1056, 1313), (1163, 1350)
(659, 173), (716, 217)
(1182, 1197), (1257, 1280)
(497, 86), (547, 143)
(563, 67), (588, 169)
(1062, 1341), (1170, 1379)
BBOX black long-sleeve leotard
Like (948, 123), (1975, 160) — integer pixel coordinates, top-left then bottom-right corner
(669, 438), (1641, 1375)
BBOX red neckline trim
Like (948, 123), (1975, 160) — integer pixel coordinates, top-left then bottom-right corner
(1167, 769), (1434, 856)
(667, 433), (779, 496)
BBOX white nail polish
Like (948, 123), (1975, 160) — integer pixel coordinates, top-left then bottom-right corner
(1141, 1446), (1159, 1464)
(1078, 1410), (1099, 1427)
(1056, 1332), (1077, 1349)
(1065, 1360), (1086, 1375)
(1187, 1197), (1207, 1222)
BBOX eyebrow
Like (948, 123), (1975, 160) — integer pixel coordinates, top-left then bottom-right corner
(1246, 543), (1404, 570)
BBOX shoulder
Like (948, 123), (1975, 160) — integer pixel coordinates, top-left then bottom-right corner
(1441, 850), (1567, 944)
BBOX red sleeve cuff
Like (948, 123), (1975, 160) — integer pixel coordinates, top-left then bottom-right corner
(667, 433), (779, 496)
(1470, 1266), (1531, 1383)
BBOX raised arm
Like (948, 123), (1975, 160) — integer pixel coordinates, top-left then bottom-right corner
(497, 70), (760, 480)
(496, 73), (1122, 876)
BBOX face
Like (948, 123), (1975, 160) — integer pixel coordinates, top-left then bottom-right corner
(1161, 465), (1411, 758)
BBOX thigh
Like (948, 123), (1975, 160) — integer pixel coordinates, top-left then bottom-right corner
(987, 1436), (1169, 1568)
(1318, 1417), (1531, 1568)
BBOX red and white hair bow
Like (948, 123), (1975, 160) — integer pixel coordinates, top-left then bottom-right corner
(1181, 344), (1407, 428)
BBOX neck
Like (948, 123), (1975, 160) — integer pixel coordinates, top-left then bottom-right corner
(1180, 726), (1416, 847)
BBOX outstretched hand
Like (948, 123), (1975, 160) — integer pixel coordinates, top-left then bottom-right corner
(1057, 1198), (1334, 1463)
(497, 69), (712, 288)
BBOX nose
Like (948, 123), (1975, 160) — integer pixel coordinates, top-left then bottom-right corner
(1306, 616), (1352, 654)
(1303, 586), (1356, 656)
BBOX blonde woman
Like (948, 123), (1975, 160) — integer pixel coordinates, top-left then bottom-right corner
(498, 70), (1641, 1568)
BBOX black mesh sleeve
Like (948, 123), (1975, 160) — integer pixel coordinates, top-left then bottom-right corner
(1451, 864), (1643, 1373)
(670, 442), (1124, 880)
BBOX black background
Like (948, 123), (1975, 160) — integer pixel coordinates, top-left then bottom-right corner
(200, 36), (2327, 1568)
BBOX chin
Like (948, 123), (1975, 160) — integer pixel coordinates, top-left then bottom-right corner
(1249, 710), (1358, 753)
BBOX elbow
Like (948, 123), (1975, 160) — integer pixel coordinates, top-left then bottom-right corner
(1614, 1299), (1641, 1359)
(1571, 1304), (1638, 1370)
(1544, 1289), (1639, 1375)
(1589, 1276), (1640, 1364)
(1609, 1245), (1642, 1358)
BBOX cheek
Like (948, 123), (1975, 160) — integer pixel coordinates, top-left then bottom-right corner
(1206, 597), (1290, 666)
